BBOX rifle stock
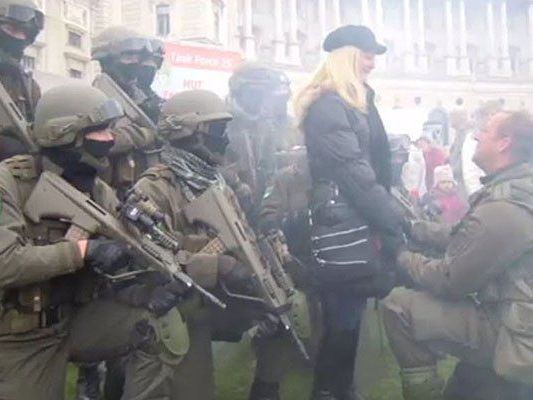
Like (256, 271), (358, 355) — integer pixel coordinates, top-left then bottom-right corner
(23, 171), (225, 309)
(183, 183), (310, 360)
(93, 73), (157, 131)
(0, 81), (39, 153)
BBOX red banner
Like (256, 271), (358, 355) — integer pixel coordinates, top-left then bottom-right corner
(164, 43), (243, 72)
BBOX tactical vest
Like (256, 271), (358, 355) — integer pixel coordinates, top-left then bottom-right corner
(0, 156), (108, 335)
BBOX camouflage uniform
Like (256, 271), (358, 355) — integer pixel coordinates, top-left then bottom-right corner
(91, 26), (161, 197)
(0, 0), (43, 160)
(0, 85), (183, 400)
(225, 63), (293, 212)
(382, 163), (533, 400)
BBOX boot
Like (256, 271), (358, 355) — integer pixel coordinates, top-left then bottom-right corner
(400, 366), (443, 400)
(444, 362), (532, 400)
(248, 379), (281, 400)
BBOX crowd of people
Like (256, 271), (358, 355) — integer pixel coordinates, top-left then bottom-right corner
(1, 1), (533, 400)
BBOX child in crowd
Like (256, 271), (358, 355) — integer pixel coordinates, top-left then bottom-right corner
(420, 164), (467, 224)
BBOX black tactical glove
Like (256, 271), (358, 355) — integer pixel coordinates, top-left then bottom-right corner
(146, 280), (191, 317)
(85, 238), (133, 274)
(217, 255), (256, 295)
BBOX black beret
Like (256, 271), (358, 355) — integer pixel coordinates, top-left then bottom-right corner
(323, 25), (387, 54)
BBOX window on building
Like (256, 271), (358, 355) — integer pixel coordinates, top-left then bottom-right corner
(22, 56), (36, 71)
(156, 4), (171, 37)
(212, 0), (226, 43)
(69, 68), (83, 79)
(67, 31), (82, 48)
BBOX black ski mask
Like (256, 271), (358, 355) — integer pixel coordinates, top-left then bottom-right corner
(137, 64), (157, 91)
(83, 138), (115, 159)
(0, 14), (42, 59)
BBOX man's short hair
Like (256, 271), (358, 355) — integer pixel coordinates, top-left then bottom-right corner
(497, 111), (533, 163)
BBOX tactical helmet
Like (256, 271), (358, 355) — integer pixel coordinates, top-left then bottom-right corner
(92, 26), (157, 61)
(0, 0), (44, 52)
(33, 84), (123, 148)
(158, 90), (232, 142)
(229, 63), (290, 119)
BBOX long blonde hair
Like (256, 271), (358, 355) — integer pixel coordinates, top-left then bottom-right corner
(293, 46), (368, 123)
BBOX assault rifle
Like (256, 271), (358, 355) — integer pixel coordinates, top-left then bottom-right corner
(93, 73), (157, 131)
(0, 80), (39, 153)
(23, 171), (226, 309)
(183, 183), (311, 360)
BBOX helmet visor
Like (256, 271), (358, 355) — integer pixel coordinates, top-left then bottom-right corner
(116, 37), (155, 55)
(3, 5), (44, 29)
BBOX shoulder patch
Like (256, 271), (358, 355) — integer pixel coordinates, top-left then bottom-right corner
(0, 155), (39, 180)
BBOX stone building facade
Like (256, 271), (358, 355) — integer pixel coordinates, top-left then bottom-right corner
(24, 0), (533, 108)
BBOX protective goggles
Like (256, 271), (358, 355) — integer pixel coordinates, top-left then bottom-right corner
(115, 37), (157, 55)
(0, 4), (44, 29)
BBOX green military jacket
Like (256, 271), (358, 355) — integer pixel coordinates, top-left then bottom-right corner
(134, 163), (220, 290)
(401, 163), (533, 384)
(260, 163), (311, 231)
(400, 163), (533, 306)
(0, 155), (118, 333)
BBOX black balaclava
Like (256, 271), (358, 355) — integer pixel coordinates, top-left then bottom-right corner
(137, 64), (157, 91)
(0, 19), (41, 60)
(44, 135), (114, 193)
(174, 121), (229, 167)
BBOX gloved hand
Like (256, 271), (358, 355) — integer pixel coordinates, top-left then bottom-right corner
(217, 255), (256, 295)
(146, 280), (191, 317)
(255, 313), (283, 339)
(85, 238), (133, 274)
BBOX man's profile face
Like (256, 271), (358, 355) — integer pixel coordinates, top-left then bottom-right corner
(473, 112), (509, 173)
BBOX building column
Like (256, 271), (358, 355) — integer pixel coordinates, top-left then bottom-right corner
(500, 0), (512, 75)
(486, 0), (498, 75)
(318, 0), (327, 43)
(273, 0), (285, 62)
(375, 0), (386, 71)
(287, 0), (300, 65)
(457, 0), (470, 74)
(403, 0), (415, 71)
(219, 1), (229, 47)
(243, 0), (256, 59)
(416, 0), (428, 71)
(445, 0), (456, 75)
(528, 1), (533, 75)
(361, 0), (370, 25)
(333, 0), (341, 27)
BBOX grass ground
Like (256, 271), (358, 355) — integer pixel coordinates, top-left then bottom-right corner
(65, 303), (455, 399)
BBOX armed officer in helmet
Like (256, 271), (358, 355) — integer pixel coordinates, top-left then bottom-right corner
(91, 26), (163, 197)
(225, 63), (293, 215)
(0, 0), (43, 160)
(128, 89), (293, 400)
(0, 84), (190, 400)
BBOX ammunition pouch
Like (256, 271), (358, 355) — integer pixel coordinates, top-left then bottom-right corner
(0, 304), (71, 335)
(153, 308), (190, 365)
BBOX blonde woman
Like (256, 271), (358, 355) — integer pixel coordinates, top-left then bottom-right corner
(295, 26), (404, 400)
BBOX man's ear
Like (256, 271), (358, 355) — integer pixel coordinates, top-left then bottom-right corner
(497, 135), (512, 154)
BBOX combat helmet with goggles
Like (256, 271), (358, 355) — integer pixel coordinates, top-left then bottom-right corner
(0, 0), (44, 57)
(32, 84), (123, 170)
